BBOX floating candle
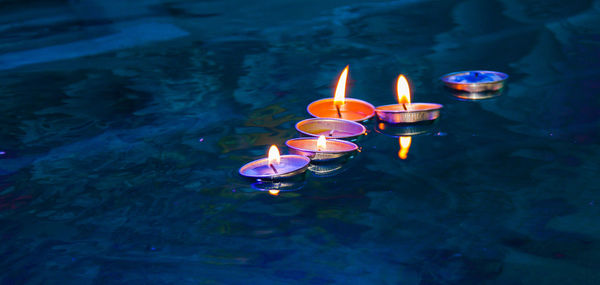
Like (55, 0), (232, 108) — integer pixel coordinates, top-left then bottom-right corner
(251, 180), (306, 194)
(295, 118), (366, 140)
(286, 135), (358, 162)
(441, 70), (508, 93)
(239, 145), (310, 179)
(307, 66), (375, 122)
(375, 75), (442, 124)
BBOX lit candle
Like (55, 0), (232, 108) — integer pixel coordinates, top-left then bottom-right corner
(295, 118), (366, 140)
(239, 145), (310, 179)
(375, 75), (443, 124)
(307, 66), (375, 122)
(286, 135), (358, 162)
(317, 135), (327, 151)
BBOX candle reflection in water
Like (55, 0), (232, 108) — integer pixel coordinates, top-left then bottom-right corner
(398, 136), (411, 160)
(376, 119), (436, 137)
(251, 179), (307, 194)
(307, 153), (359, 177)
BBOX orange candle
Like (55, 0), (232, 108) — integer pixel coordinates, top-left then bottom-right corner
(307, 66), (375, 122)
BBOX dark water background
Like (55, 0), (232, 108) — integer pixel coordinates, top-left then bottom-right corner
(1, 0), (599, 284)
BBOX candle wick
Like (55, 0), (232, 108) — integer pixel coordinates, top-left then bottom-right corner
(335, 104), (342, 118)
(328, 130), (335, 136)
(402, 103), (407, 111)
(269, 163), (278, 174)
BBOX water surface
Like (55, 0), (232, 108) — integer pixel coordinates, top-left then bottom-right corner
(1, 0), (600, 284)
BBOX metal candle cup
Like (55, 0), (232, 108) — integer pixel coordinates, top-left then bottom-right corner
(307, 65), (375, 122)
(441, 70), (508, 93)
(375, 103), (442, 124)
(239, 155), (310, 179)
(239, 146), (310, 180)
(295, 118), (366, 140)
(375, 74), (443, 124)
(286, 137), (358, 162)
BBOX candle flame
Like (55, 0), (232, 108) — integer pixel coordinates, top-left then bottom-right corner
(268, 190), (280, 196)
(334, 65), (349, 106)
(268, 145), (280, 165)
(396, 75), (411, 104)
(398, 136), (412, 160)
(317, 135), (327, 151)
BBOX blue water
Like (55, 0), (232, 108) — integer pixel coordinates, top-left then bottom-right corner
(1, 0), (599, 284)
